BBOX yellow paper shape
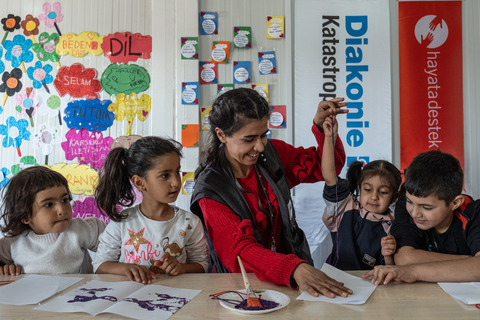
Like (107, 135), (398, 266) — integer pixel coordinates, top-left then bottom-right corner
(266, 16), (285, 39)
(108, 93), (152, 136)
(181, 124), (199, 147)
(251, 84), (269, 102)
(56, 31), (105, 57)
(200, 106), (212, 130)
(48, 163), (98, 196)
(181, 171), (195, 194)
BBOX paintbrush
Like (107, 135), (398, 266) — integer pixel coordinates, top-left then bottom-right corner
(237, 256), (262, 308)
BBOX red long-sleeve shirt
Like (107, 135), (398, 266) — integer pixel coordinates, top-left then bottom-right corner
(198, 124), (345, 287)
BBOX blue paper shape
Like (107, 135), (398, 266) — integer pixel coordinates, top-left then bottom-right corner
(181, 82), (199, 105)
(0, 167), (10, 188)
(233, 61), (251, 84)
(0, 116), (30, 149)
(200, 11), (218, 35)
(258, 51), (277, 75)
(3, 34), (33, 68)
(63, 99), (114, 132)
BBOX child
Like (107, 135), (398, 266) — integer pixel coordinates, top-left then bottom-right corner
(0, 166), (106, 275)
(363, 150), (480, 285)
(93, 136), (209, 284)
(321, 116), (402, 270)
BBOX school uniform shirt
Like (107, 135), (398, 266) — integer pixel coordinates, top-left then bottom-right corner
(0, 217), (106, 273)
(391, 196), (480, 256)
(93, 205), (209, 273)
(197, 123), (346, 288)
(323, 178), (394, 270)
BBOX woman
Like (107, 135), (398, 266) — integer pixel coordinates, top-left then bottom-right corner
(191, 88), (351, 298)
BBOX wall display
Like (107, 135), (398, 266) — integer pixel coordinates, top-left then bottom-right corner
(101, 32), (152, 64)
(181, 82), (199, 105)
(217, 83), (234, 96)
(251, 83), (269, 101)
(233, 61), (251, 83)
(53, 63), (102, 99)
(181, 171), (195, 195)
(210, 40), (230, 64)
(200, 106), (212, 130)
(199, 61), (217, 84)
(101, 64), (150, 95)
(266, 16), (284, 39)
(269, 105), (286, 129)
(108, 93), (151, 136)
(233, 26), (252, 48)
(181, 124), (199, 147)
(399, 0), (463, 170)
(200, 11), (218, 35)
(180, 37), (198, 60)
(258, 51), (277, 75)
(56, 32), (104, 58)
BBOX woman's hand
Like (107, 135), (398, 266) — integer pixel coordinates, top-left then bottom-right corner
(292, 263), (353, 298)
(314, 97), (348, 129)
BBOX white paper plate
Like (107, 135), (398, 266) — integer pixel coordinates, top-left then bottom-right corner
(218, 289), (290, 315)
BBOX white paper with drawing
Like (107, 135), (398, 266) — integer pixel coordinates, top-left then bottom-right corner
(296, 263), (376, 304)
(35, 280), (201, 320)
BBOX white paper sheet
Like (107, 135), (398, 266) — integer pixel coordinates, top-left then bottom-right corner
(0, 275), (83, 305)
(296, 263), (376, 304)
(437, 282), (480, 305)
(35, 280), (201, 320)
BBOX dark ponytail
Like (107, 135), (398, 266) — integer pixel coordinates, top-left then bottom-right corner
(95, 136), (182, 221)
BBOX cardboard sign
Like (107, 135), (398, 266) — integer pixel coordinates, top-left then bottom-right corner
(61, 128), (113, 169)
(101, 64), (150, 95)
(101, 32), (152, 63)
(54, 63), (102, 99)
(63, 99), (114, 132)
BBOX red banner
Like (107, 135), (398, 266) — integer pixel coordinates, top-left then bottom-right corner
(399, 1), (463, 170)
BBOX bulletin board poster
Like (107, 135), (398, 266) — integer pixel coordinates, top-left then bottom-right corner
(293, 0), (391, 227)
(398, 1), (463, 171)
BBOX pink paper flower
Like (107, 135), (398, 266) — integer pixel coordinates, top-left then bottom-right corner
(38, 2), (63, 29)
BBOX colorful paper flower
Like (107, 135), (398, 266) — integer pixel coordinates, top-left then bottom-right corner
(36, 85), (69, 125)
(21, 15), (40, 37)
(0, 68), (23, 96)
(27, 61), (53, 90)
(0, 167), (10, 188)
(2, 34), (34, 68)
(15, 87), (39, 127)
(1, 14), (21, 32)
(38, 2), (63, 34)
(0, 116), (31, 156)
(0, 46), (4, 74)
(32, 32), (60, 62)
(34, 123), (61, 163)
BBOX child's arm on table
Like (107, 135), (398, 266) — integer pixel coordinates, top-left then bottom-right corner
(96, 261), (157, 284)
(0, 264), (21, 276)
(363, 253), (480, 285)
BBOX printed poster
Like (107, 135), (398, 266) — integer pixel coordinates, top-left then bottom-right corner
(399, 0), (463, 170)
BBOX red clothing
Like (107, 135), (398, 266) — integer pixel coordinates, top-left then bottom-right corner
(198, 123), (345, 287)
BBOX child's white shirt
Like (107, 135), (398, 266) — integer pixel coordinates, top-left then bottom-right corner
(93, 205), (209, 273)
(0, 217), (106, 273)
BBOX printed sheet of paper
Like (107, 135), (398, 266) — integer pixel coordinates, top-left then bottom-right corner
(297, 263), (376, 304)
(0, 275), (83, 305)
(35, 280), (201, 320)
(438, 282), (480, 305)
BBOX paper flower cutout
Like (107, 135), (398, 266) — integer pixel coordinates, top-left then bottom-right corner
(108, 93), (151, 136)
(32, 32), (60, 62)
(36, 85), (69, 125)
(11, 156), (39, 175)
(15, 87), (39, 127)
(27, 61), (53, 91)
(0, 68), (23, 96)
(34, 123), (61, 164)
(0, 116), (31, 157)
(0, 167), (10, 188)
(21, 15), (40, 37)
(0, 46), (4, 74)
(1, 14), (21, 43)
(38, 2), (63, 35)
(3, 34), (34, 68)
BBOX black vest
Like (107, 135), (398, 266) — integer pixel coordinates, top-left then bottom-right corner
(190, 140), (313, 272)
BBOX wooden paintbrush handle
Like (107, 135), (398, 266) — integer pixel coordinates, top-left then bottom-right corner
(237, 256), (251, 289)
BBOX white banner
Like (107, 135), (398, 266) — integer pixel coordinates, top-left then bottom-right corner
(293, 0), (392, 267)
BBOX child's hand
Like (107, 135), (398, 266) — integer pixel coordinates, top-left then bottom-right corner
(322, 115), (338, 139)
(122, 264), (157, 284)
(381, 235), (397, 257)
(152, 253), (184, 276)
(0, 264), (22, 276)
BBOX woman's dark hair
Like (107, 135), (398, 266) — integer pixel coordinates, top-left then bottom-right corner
(0, 166), (72, 237)
(196, 88), (270, 177)
(95, 136), (182, 221)
(404, 150), (463, 204)
(347, 160), (402, 204)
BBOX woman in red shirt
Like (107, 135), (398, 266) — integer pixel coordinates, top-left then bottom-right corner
(191, 88), (351, 298)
